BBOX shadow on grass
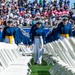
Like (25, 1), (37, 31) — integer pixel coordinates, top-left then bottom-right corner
(38, 71), (51, 75)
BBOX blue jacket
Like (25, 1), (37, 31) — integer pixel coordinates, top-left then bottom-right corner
(46, 28), (60, 43)
(21, 35), (30, 45)
(46, 32), (53, 43)
(30, 25), (46, 44)
(14, 27), (30, 45)
(57, 22), (73, 38)
(2, 26), (15, 41)
(14, 27), (22, 45)
(0, 31), (3, 41)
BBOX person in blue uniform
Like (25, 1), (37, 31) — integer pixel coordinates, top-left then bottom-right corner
(46, 27), (60, 43)
(51, 27), (60, 41)
(14, 22), (22, 45)
(57, 17), (72, 39)
(2, 20), (15, 44)
(46, 31), (53, 43)
(14, 22), (30, 46)
(30, 19), (46, 44)
(72, 30), (75, 37)
(30, 21), (46, 65)
(0, 26), (3, 42)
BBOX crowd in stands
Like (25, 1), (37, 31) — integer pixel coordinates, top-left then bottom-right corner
(0, 0), (75, 45)
(0, 0), (75, 27)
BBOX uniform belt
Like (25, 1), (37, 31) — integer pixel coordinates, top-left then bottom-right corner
(60, 34), (69, 38)
(5, 36), (14, 44)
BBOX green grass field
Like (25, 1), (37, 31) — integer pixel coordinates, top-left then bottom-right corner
(29, 58), (52, 75)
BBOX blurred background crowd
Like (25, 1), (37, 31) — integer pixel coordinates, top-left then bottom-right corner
(0, 0), (75, 28)
(0, 0), (75, 45)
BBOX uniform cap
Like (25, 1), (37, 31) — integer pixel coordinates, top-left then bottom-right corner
(36, 21), (42, 25)
(62, 17), (68, 21)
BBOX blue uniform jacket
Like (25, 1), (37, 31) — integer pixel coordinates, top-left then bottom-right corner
(21, 35), (30, 46)
(72, 30), (75, 36)
(14, 27), (30, 45)
(2, 26), (15, 41)
(57, 22), (73, 37)
(46, 32), (53, 43)
(14, 27), (22, 45)
(0, 31), (3, 41)
(46, 28), (60, 43)
(30, 25), (46, 44)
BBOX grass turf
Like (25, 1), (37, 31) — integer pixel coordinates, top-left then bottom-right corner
(29, 58), (52, 75)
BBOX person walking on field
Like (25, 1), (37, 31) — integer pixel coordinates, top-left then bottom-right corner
(30, 21), (45, 65)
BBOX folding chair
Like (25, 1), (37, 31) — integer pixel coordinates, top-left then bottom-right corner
(42, 44), (52, 64)
(44, 39), (75, 75)
(49, 60), (69, 75)
(3, 43), (32, 64)
(62, 38), (75, 61)
(18, 45), (32, 56)
(43, 45), (49, 54)
(68, 37), (75, 53)
(0, 43), (32, 75)
(57, 40), (75, 67)
(43, 43), (58, 65)
(48, 41), (70, 75)
(51, 41), (69, 64)
(47, 43), (58, 57)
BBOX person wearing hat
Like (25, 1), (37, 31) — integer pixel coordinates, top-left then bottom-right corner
(30, 21), (46, 65)
(57, 16), (72, 39)
(2, 20), (15, 44)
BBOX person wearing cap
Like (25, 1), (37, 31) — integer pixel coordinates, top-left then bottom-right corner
(57, 16), (72, 39)
(30, 21), (46, 65)
(2, 20), (15, 44)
